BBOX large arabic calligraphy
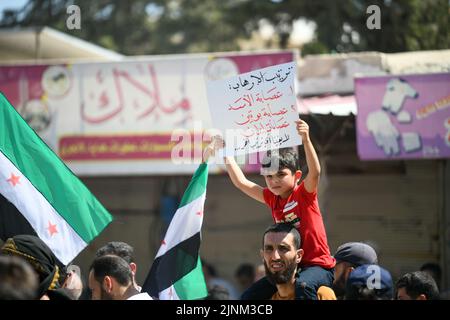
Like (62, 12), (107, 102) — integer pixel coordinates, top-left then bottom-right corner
(81, 63), (192, 126)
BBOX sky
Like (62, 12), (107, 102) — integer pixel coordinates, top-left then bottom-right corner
(0, 0), (28, 20)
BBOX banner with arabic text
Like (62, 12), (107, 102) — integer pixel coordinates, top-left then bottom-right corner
(0, 51), (295, 175)
(206, 62), (301, 156)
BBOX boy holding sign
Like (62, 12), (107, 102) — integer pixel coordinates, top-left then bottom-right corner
(208, 119), (335, 300)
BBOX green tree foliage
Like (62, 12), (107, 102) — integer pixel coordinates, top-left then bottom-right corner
(143, 0), (245, 53)
(1, 0), (154, 54)
(229, 0), (449, 53)
(1, 0), (448, 55)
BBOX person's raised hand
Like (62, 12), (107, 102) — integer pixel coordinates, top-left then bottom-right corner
(295, 119), (310, 142)
(203, 135), (225, 162)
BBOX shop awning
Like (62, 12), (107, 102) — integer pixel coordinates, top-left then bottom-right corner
(0, 27), (124, 62)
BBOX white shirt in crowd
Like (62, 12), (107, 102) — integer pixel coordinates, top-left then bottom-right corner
(127, 292), (153, 300)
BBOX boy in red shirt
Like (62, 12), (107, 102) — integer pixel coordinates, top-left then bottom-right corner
(213, 119), (335, 299)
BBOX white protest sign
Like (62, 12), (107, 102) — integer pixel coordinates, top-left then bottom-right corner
(206, 62), (301, 156)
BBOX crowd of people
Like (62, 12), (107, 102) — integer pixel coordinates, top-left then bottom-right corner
(0, 119), (447, 300)
(204, 228), (444, 300)
(0, 234), (445, 300)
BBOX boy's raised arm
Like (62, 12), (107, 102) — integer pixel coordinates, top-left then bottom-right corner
(224, 156), (265, 204)
(295, 119), (321, 193)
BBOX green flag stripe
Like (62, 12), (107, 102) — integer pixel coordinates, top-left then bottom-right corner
(178, 162), (208, 208)
(173, 256), (208, 300)
(0, 93), (112, 242)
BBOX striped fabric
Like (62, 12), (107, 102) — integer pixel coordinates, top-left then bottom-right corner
(0, 93), (113, 265)
(142, 163), (208, 300)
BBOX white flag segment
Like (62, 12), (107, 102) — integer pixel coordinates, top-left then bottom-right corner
(0, 151), (86, 265)
(155, 192), (205, 258)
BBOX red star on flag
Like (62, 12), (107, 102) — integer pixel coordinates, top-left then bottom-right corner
(196, 211), (203, 216)
(7, 173), (20, 187)
(161, 240), (166, 245)
(47, 221), (58, 237)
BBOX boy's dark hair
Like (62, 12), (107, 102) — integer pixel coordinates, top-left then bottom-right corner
(262, 223), (301, 249)
(89, 255), (132, 287)
(396, 271), (440, 300)
(96, 241), (135, 264)
(261, 148), (299, 174)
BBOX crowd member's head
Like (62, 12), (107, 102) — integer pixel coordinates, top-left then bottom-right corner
(61, 267), (84, 300)
(96, 241), (136, 264)
(204, 285), (230, 300)
(96, 241), (140, 290)
(235, 263), (255, 293)
(396, 271), (440, 300)
(0, 255), (38, 300)
(202, 259), (239, 299)
(89, 255), (136, 300)
(332, 242), (378, 298)
(0, 235), (70, 299)
(420, 263), (441, 289)
(261, 223), (302, 299)
(201, 259), (217, 283)
(344, 264), (393, 300)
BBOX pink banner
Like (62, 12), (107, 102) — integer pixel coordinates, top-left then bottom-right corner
(355, 73), (450, 160)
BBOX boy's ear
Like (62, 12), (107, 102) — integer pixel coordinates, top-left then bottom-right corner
(295, 170), (302, 181)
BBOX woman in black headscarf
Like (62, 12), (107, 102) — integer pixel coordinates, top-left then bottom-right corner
(1, 234), (71, 300)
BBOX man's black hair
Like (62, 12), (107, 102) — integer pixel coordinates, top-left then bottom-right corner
(396, 271), (440, 300)
(90, 255), (132, 287)
(261, 148), (299, 174)
(262, 223), (301, 249)
(420, 262), (442, 286)
(96, 241), (135, 264)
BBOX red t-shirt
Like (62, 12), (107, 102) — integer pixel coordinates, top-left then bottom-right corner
(263, 182), (336, 269)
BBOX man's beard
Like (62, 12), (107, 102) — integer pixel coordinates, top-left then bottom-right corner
(264, 259), (297, 285)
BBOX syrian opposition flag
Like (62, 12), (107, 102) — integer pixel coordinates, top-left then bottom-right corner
(0, 93), (113, 265)
(142, 162), (208, 300)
